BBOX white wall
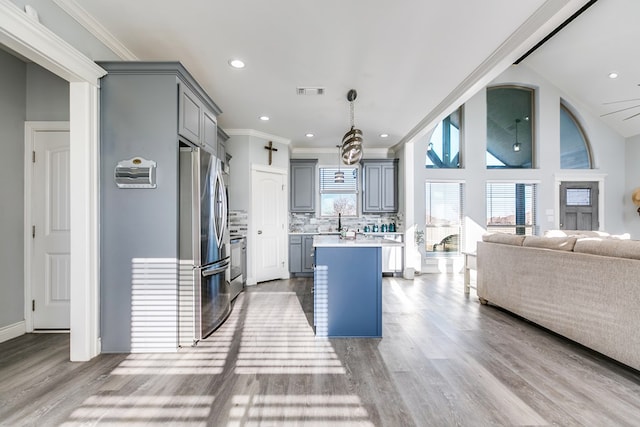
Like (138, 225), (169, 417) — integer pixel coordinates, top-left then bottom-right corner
(411, 64), (628, 258)
(226, 131), (291, 285)
(625, 135), (640, 239)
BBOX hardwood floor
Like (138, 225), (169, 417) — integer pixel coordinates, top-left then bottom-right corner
(2, 274), (640, 426)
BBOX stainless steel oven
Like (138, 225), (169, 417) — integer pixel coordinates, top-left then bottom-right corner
(230, 236), (246, 300)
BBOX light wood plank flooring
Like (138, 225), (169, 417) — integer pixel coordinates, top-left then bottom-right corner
(1, 274), (640, 426)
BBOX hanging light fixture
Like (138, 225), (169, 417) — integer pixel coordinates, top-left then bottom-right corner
(334, 145), (345, 183)
(512, 118), (521, 152)
(341, 89), (363, 164)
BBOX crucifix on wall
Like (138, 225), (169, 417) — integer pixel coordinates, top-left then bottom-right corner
(264, 141), (278, 165)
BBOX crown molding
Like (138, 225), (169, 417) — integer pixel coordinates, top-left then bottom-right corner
(53, 0), (138, 60)
(0, 0), (106, 84)
(291, 147), (393, 157)
(225, 129), (291, 146)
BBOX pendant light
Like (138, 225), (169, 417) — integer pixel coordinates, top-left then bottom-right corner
(341, 89), (363, 164)
(512, 118), (521, 152)
(334, 145), (345, 183)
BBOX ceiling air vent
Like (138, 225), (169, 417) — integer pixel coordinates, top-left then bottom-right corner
(297, 87), (325, 96)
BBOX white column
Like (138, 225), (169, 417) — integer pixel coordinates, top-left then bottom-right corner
(69, 82), (100, 361)
(403, 141), (418, 273)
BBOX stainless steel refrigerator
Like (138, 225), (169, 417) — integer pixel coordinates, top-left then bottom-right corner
(179, 145), (230, 345)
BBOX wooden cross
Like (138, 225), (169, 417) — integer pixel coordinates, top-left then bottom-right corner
(264, 141), (278, 165)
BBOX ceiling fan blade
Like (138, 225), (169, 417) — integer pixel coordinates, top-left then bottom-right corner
(602, 97), (640, 105)
(623, 111), (640, 121)
(600, 104), (640, 117)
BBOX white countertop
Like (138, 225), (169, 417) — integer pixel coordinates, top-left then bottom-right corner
(313, 234), (405, 248)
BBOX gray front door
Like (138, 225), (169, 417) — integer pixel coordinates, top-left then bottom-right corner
(559, 181), (599, 230)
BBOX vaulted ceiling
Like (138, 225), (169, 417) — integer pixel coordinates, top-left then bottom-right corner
(65, 0), (630, 150)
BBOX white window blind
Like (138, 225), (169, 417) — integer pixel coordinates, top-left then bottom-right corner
(425, 182), (464, 254)
(319, 167), (358, 216)
(486, 182), (537, 235)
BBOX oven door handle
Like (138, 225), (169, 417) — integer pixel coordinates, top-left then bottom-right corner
(202, 258), (230, 278)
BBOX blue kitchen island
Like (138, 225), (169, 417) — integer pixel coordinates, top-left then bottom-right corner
(313, 234), (403, 338)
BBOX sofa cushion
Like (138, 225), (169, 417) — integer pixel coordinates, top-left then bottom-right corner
(545, 229), (610, 238)
(523, 235), (577, 251)
(573, 238), (640, 260)
(482, 233), (525, 246)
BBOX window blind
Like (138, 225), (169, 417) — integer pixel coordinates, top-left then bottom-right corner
(319, 167), (358, 192)
(486, 182), (537, 235)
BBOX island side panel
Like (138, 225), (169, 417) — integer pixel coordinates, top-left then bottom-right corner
(314, 246), (382, 338)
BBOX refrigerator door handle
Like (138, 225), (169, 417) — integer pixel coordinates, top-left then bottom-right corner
(202, 258), (230, 277)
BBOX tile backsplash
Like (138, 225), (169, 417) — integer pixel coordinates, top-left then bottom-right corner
(229, 210), (248, 237)
(290, 212), (403, 233)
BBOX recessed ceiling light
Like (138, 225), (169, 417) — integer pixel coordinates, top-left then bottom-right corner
(305, 133), (314, 138)
(259, 116), (270, 121)
(228, 59), (245, 69)
(379, 133), (389, 138)
(608, 72), (619, 79)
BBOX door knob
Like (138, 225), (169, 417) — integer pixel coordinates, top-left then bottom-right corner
(258, 230), (262, 234)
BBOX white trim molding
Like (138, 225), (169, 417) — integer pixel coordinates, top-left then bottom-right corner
(225, 129), (291, 146)
(0, 0), (106, 84)
(0, 321), (26, 344)
(52, 0), (138, 60)
(291, 146), (393, 157)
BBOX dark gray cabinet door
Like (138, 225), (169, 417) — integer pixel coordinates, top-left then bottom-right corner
(203, 109), (217, 152)
(178, 84), (202, 145)
(363, 163), (382, 212)
(289, 235), (302, 272)
(302, 235), (315, 272)
(362, 159), (398, 213)
(290, 159), (317, 212)
(381, 162), (398, 211)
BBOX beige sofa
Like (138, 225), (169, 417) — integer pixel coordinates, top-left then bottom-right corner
(477, 231), (640, 372)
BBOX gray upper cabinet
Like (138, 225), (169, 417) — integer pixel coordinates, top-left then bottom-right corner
(202, 109), (217, 151)
(178, 84), (203, 145)
(290, 159), (317, 212)
(362, 159), (399, 213)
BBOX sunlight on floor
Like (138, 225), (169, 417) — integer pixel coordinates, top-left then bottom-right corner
(227, 394), (375, 427)
(61, 395), (215, 426)
(233, 292), (346, 375)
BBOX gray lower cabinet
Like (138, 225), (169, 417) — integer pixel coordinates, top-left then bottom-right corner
(362, 159), (399, 213)
(290, 159), (317, 212)
(289, 234), (314, 274)
(98, 61), (221, 352)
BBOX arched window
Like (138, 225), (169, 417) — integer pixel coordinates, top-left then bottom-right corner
(486, 86), (534, 168)
(425, 107), (462, 168)
(560, 104), (592, 169)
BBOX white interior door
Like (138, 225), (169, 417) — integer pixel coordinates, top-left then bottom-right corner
(252, 169), (287, 283)
(31, 127), (71, 329)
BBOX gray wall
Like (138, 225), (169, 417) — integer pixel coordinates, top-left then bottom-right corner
(26, 63), (69, 121)
(625, 135), (640, 239)
(0, 49), (71, 332)
(0, 49), (27, 329)
(100, 73), (180, 352)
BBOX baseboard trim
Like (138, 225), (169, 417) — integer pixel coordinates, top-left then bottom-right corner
(0, 321), (26, 343)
